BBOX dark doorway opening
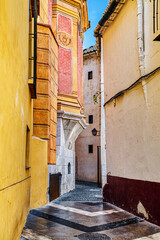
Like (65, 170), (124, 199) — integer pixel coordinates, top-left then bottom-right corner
(49, 173), (62, 201)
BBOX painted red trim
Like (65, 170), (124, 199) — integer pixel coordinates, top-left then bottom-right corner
(103, 175), (160, 226)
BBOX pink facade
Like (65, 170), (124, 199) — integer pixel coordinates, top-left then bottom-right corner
(58, 14), (72, 95)
(58, 46), (72, 95)
(57, 14), (83, 99)
(58, 14), (72, 35)
(48, 0), (52, 26)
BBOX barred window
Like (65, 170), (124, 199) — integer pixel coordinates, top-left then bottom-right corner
(153, 0), (160, 40)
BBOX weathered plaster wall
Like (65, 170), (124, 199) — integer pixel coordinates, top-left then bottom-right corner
(0, 0), (32, 238)
(105, 72), (160, 182)
(103, 0), (160, 185)
(76, 52), (101, 183)
(49, 111), (86, 194)
(30, 137), (48, 209)
(103, 0), (140, 101)
(102, 0), (160, 225)
(0, 0), (55, 238)
(0, 179), (30, 240)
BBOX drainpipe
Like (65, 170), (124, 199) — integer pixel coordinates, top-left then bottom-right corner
(100, 38), (107, 187)
(137, 0), (147, 104)
(34, 0), (37, 96)
(137, 0), (145, 75)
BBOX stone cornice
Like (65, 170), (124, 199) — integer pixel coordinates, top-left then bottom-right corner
(60, 0), (82, 8)
(57, 111), (87, 129)
(52, 3), (79, 19)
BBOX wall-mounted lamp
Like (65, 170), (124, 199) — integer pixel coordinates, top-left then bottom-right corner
(91, 128), (100, 136)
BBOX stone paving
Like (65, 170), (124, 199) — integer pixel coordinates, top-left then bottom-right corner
(21, 182), (160, 240)
(54, 181), (103, 202)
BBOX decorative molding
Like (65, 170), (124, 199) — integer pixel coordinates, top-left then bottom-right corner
(57, 32), (73, 48)
(57, 111), (86, 129)
(60, 0), (81, 8)
(53, 4), (79, 19)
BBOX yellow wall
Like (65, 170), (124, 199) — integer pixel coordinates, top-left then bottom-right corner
(38, 0), (49, 24)
(0, 179), (30, 240)
(0, 0), (32, 239)
(30, 137), (48, 209)
(0, 0), (49, 238)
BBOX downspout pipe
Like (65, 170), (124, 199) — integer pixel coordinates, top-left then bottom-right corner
(100, 38), (107, 187)
(137, 0), (145, 76)
(34, 0), (37, 98)
(137, 0), (148, 104)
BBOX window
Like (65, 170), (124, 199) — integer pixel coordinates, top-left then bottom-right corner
(25, 125), (30, 169)
(88, 115), (93, 124)
(28, 0), (39, 98)
(68, 163), (71, 174)
(153, 0), (160, 40)
(88, 145), (93, 154)
(88, 71), (93, 80)
(31, 0), (40, 16)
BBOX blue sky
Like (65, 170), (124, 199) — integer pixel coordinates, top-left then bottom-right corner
(83, 0), (109, 49)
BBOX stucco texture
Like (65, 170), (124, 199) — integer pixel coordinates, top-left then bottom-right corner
(0, 1), (32, 238)
(30, 137), (48, 209)
(0, 0), (50, 238)
(76, 53), (101, 183)
(103, 0), (140, 102)
(103, 0), (160, 184)
(102, 0), (160, 224)
(106, 72), (160, 182)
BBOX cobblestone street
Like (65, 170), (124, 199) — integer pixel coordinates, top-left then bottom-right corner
(21, 182), (160, 240)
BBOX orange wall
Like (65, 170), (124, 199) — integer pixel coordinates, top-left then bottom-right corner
(33, 24), (58, 164)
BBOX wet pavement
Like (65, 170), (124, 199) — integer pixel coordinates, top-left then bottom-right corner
(54, 181), (103, 202)
(21, 182), (160, 240)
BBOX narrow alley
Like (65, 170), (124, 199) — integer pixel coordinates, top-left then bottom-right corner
(1, 0), (160, 239)
(21, 182), (160, 240)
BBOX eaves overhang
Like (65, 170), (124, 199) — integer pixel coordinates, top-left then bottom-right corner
(83, 44), (97, 56)
(94, 0), (126, 38)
